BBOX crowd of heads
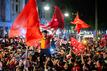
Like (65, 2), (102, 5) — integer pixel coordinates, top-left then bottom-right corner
(0, 33), (107, 71)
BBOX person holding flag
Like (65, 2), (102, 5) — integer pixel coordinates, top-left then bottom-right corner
(39, 30), (55, 69)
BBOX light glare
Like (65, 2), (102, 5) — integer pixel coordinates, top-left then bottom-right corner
(64, 13), (69, 17)
(44, 5), (50, 11)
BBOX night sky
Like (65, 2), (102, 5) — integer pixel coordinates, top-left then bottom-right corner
(37, 0), (107, 30)
(53, 0), (107, 30)
(98, 0), (107, 29)
(40, 0), (107, 30)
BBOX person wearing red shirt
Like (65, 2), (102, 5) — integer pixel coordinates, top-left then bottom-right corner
(40, 30), (53, 69)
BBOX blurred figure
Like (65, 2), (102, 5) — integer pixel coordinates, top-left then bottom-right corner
(40, 30), (53, 69)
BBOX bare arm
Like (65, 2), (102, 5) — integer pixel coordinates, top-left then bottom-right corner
(81, 53), (85, 64)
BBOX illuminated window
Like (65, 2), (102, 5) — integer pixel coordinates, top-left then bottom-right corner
(16, 4), (18, 13)
(16, 0), (18, 2)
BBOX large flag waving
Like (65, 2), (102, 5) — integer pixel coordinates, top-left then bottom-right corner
(26, 0), (43, 46)
(9, 0), (32, 38)
(9, 0), (43, 46)
(47, 6), (64, 30)
(71, 13), (90, 33)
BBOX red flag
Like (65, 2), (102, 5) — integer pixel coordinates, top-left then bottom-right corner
(70, 37), (79, 48)
(9, 0), (33, 38)
(40, 24), (49, 30)
(70, 37), (79, 55)
(71, 13), (90, 33)
(47, 6), (64, 30)
(99, 38), (107, 47)
(9, 0), (43, 46)
(25, 0), (43, 46)
(74, 24), (81, 33)
(77, 43), (85, 52)
(70, 37), (85, 55)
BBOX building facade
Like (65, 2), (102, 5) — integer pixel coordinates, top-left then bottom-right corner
(0, 0), (26, 35)
(0, 0), (55, 36)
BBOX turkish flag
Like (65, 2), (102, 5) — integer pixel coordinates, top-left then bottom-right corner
(9, 0), (43, 46)
(25, 0), (43, 46)
(77, 43), (85, 52)
(70, 37), (85, 55)
(74, 24), (81, 33)
(26, 14), (43, 46)
(9, 0), (33, 38)
(70, 37), (79, 48)
(71, 13), (90, 33)
(47, 6), (64, 30)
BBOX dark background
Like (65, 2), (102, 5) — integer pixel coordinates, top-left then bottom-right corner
(54, 0), (107, 30)
(32, 0), (107, 30)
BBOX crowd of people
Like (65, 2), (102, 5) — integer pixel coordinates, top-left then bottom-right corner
(0, 31), (107, 71)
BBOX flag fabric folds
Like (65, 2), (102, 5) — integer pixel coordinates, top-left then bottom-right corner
(70, 37), (79, 48)
(26, 9), (43, 46)
(47, 6), (64, 30)
(71, 13), (90, 33)
(70, 37), (85, 55)
(25, 0), (43, 46)
(9, 0), (32, 38)
(9, 0), (43, 47)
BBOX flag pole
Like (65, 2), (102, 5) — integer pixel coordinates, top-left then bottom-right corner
(95, 0), (98, 44)
(26, 46), (28, 59)
(95, 0), (98, 37)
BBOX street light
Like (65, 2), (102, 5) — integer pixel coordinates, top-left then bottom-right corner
(44, 5), (50, 11)
(64, 12), (69, 17)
